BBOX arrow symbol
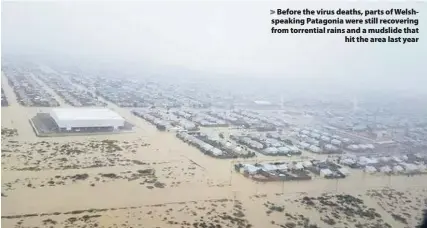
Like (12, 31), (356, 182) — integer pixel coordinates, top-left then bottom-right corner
(270, 9), (276, 15)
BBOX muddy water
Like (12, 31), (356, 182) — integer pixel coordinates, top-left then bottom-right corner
(2, 75), (427, 227)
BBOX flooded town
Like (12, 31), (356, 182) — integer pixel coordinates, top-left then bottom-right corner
(2, 56), (427, 228)
(2, 1), (427, 228)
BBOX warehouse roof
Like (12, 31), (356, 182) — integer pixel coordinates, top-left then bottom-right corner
(51, 108), (124, 121)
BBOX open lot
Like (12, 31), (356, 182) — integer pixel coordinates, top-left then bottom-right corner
(2, 198), (253, 228)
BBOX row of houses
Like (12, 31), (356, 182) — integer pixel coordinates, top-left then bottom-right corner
(296, 128), (351, 146)
(150, 109), (198, 131)
(262, 146), (301, 156)
(85, 76), (182, 108)
(295, 128), (345, 154)
(1, 88), (8, 106)
(247, 133), (284, 146)
(35, 71), (106, 107)
(235, 159), (349, 182)
(307, 160), (350, 179)
(94, 78), (161, 108)
(207, 110), (278, 130)
(230, 133), (301, 156)
(80, 73), (213, 109)
(235, 110), (289, 129)
(231, 135), (264, 150)
(298, 141), (341, 154)
(3, 65), (60, 107)
(339, 153), (427, 175)
(346, 144), (375, 152)
(294, 128), (376, 154)
(174, 110), (228, 127)
(207, 110), (244, 125)
(266, 132), (294, 143)
(235, 161), (312, 182)
(176, 132), (255, 159)
(132, 109), (199, 132)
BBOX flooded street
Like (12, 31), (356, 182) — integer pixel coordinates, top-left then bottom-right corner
(2, 73), (427, 227)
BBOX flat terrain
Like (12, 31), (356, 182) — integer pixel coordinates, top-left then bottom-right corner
(2, 72), (427, 228)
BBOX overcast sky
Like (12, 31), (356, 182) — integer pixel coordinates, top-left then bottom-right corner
(2, 1), (426, 92)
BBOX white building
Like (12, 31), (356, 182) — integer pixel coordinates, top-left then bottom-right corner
(331, 139), (342, 146)
(294, 162), (304, 170)
(301, 130), (310, 135)
(50, 108), (125, 130)
(308, 139), (321, 147)
(242, 164), (259, 174)
(311, 133), (321, 139)
(320, 136), (331, 142)
(418, 164), (427, 172)
(402, 163), (419, 173)
(288, 146), (300, 154)
(393, 165), (404, 173)
(365, 166), (377, 173)
(277, 163), (288, 170)
(309, 145), (322, 153)
(303, 160), (313, 168)
(233, 146), (244, 153)
(320, 169), (333, 177)
(299, 142), (310, 149)
(340, 158), (356, 166)
(210, 148), (223, 156)
(379, 166), (392, 173)
(332, 135), (341, 140)
(261, 163), (277, 171)
(325, 144), (339, 152)
(278, 147), (290, 154)
(201, 143), (214, 152)
(264, 147), (278, 155)
(338, 168), (350, 176)
(342, 138), (351, 144)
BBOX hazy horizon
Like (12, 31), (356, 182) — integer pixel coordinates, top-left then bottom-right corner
(2, 1), (426, 93)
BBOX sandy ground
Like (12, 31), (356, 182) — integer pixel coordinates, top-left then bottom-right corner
(2, 72), (427, 228)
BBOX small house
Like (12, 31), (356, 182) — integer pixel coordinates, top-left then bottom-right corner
(320, 169), (333, 178)
(364, 166), (377, 173)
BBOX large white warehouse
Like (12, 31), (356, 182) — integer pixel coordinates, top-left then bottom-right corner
(49, 108), (125, 131)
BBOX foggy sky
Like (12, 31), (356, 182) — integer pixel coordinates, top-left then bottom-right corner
(2, 1), (426, 91)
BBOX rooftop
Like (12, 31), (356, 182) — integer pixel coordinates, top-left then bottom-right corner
(51, 108), (124, 121)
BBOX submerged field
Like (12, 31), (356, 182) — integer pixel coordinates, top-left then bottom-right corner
(2, 77), (427, 228)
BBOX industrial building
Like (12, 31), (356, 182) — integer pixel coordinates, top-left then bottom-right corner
(49, 108), (125, 131)
(30, 108), (131, 136)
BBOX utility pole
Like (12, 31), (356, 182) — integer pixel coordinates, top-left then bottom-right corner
(255, 180), (259, 196)
(335, 179), (339, 192)
(229, 161), (233, 186)
(282, 180), (285, 194)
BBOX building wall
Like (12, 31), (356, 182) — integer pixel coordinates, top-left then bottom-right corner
(50, 113), (125, 130)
